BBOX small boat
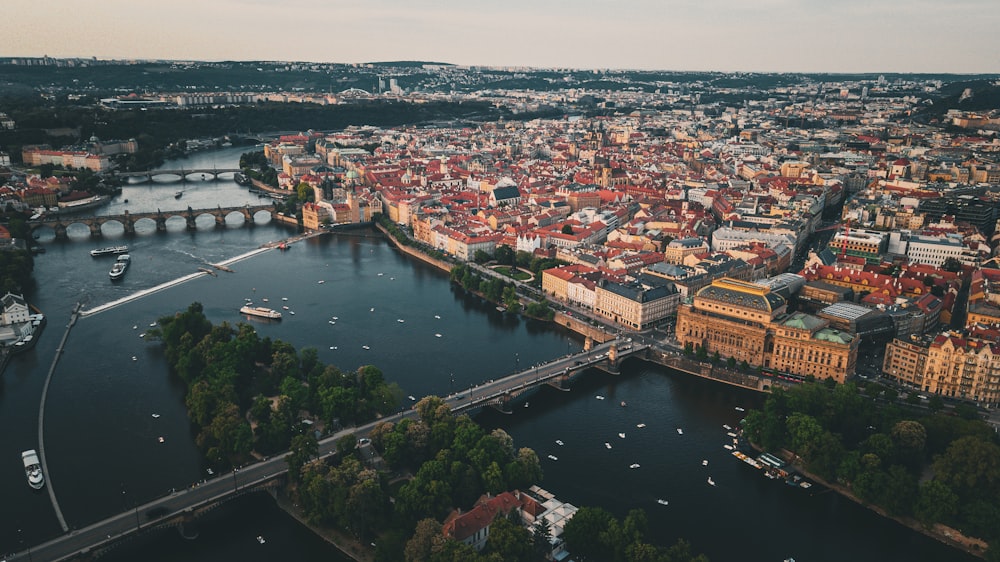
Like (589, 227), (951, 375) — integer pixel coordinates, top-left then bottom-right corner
(707, 477), (716, 486)
(370, 307), (374, 312)
(256, 536), (266, 545)
(595, 395), (605, 400)
(676, 428), (684, 435)
(132, 325), (137, 330)
(618, 433), (626, 439)
(390, 277), (395, 280)
(22, 450), (44, 490)
(90, 245), (129, 257)
(282, 306), (289, 310)
(138, 333), (145, 338)
(629, 463), (640, 469)
(605, 442), (612, 449)
(288, 311), (295, 315)
(332, 316), (338, 320)
(723, 424), (732, 430)
(317, 280), (325, 284)
(434, 315), (441, 319)
(408, 395), (416, 401)
(281, 297), (288, 301)
(547, 455), (558, 461)
(328, 320), (336, 325)
(636, 423), (646, 428)
(735, 407), (745, 412)
(362, 345), (370, 350)
(727, 432), (738, 438)
(800, 482), (812, 489)
(262, 298), (269, 302)
(657, 499), (669, 506)
(556, 440), (564, 446)
(435, 333), (442, 338)
(151, 414), (160, 418)
(377, 273), (384, 276)
(149, 322), (157, 327)
(620, 401), (627, 407)
(724, 444), (734, 450)
(397, 319), (404, 323)
(158, 436), (165, 443)
(702, 459), (709, 466)
(524, 402), (529, 408)
(131, 356), (137, 361)
(174, 191), (183, 199)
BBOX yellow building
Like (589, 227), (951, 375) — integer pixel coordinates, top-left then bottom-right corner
(884, 334), (1000, 407)
(677, 278), (858, 382)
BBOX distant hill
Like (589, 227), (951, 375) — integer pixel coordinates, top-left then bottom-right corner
(366, 61), (453, 68)
(929, 80), (1000, 115)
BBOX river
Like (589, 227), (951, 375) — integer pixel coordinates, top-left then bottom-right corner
(0, 148), (975, 562)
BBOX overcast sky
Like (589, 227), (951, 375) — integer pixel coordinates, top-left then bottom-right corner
(7, 0), (1000, 73)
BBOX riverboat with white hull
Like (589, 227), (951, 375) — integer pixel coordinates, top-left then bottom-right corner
(90, 245), (129, 257)
(109, 254), (131, 281)
(22, 449), (44, 490)
(240, 305), (282, 320)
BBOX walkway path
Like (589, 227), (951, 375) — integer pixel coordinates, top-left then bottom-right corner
(37, 302), (80, 532)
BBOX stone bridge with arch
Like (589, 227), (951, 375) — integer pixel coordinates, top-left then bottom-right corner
(28, 203), (277, 239)
(116, 168), (243, 183)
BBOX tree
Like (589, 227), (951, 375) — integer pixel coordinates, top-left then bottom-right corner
(941, 257), (962, 273)
(562, 506), (614, 560)
(405, 518), (444, 562)
(286, 433), (319, 483)
(726, 356), (737, 369)
(483, 516), (533, 562)
(932, 436), (1000, 498)
(473, 249), (492, 264)
(561, 224), (574, 235)
(914, 480), (958, 526)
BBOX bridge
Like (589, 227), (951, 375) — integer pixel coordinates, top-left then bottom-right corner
(12, 340), (644, 562)
(115, 168), (242, 183)
(27, 204), (277, 240)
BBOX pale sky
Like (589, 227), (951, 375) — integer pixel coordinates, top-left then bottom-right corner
(7, 0), (1000, 73)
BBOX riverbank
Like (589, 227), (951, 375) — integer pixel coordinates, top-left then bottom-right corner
(374, 222), (452, 274)
(273, 486), (371, 562)
(768, 446), (989, 559)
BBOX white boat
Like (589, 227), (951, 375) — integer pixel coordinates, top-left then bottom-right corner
(702, 459), (709, 466)
(621, 401), (627, 407)
(724, 444), (734, 450)
(556, 440), (564, 446)
(317, 280), (325, 284)
(158, 436), (165, 443)
(131, 355), (137, 361)
(289, 311), (295, 315)
(329, 346), (337, 350)
(377, 273), (383, 276)
(261, 298), (269, 302)
(408, 395), (416, 401)
(723, 424), (732, 430)
(90, 245), (129, 257)
(657, 499), (669, 506)
(282, 306), (289, 310)
(109, 254), (131, 281)
(240, 305), (282, 320)
(676, 428), (684, 435)
(149, 322), (157, 327)
(256, 535), (266, 544)
(435, 333), (442, 338)
(636, 423), (646, 428)
(362, 345), (370, 350)
(281, 297), (288, 301)
(707, 477), (716, 486)
(22, 450), (44, 490)
(329, 320), (336, 325)
(138, 333), (145, 338)
(605, 442), (612, 449)
(548, 454), (558, 461)
(727, 432), (738, 438)
(397, 319), (404, 323)
(618, 432), (626, 439)
(332, 316), (338, 320)
(629, 463), (640, 469)
(735, 407), (745, 412)
(595, 395), (605, 400)
(370, 307), (374, 312)
(132, 325), (138, 329)
(434, 315), (441, 319)
(151, 413), (160, 418)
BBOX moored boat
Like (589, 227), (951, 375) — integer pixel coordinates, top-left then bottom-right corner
(239, 305), (282, 319)
(22, 449), (44, 490)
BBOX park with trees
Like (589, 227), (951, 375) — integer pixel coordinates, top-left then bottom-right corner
(742, 380), (1000, 558)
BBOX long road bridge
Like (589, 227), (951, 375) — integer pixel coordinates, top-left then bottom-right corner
(13, 340), (645, 562)
(27, 203), (277, 239)
(115, 168), (242, 183)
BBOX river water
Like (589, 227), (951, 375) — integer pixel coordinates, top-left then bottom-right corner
(0, 148), (975, 562)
